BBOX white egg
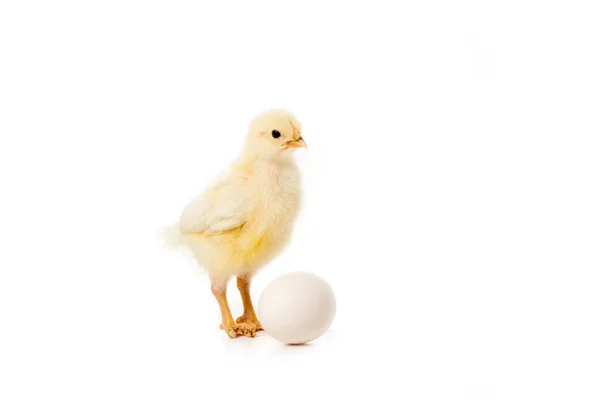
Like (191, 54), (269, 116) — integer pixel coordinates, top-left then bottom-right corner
(257, 271), (336, 344)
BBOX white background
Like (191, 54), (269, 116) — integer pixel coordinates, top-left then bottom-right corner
(1, 1), (599, 399)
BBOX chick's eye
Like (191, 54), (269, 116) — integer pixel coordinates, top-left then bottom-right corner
(271, 130), (281, 139)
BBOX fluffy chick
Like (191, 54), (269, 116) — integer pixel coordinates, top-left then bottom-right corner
(179, 109), (306, 338)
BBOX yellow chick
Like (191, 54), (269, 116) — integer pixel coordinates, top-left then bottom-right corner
(178, 109), (306, 338)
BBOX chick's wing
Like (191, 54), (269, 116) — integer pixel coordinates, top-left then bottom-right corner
(179, 177), (250, 235)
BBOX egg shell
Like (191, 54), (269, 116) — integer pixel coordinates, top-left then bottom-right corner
(257, 271), (336, 344)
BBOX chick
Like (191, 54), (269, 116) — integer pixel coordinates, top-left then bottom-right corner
(179, 109), (306, 338)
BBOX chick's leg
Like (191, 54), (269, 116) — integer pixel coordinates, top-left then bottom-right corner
(211, 283), (256, 338)
(235, 275), (263, 331)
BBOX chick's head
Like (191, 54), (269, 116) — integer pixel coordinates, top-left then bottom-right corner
(245, 108), (307, 159)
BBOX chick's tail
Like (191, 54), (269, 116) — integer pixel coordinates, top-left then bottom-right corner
(158, 222), (188, 251)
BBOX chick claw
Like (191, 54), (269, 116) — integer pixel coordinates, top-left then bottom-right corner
(219, 322), (258, 338)
(236, 315), (264, 332)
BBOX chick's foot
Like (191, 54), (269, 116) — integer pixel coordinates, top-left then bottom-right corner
(235, 314), (264, 332)
(219, 321), (258, 338)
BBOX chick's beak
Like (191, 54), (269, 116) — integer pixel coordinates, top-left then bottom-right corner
(285, 137), (307, 149)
